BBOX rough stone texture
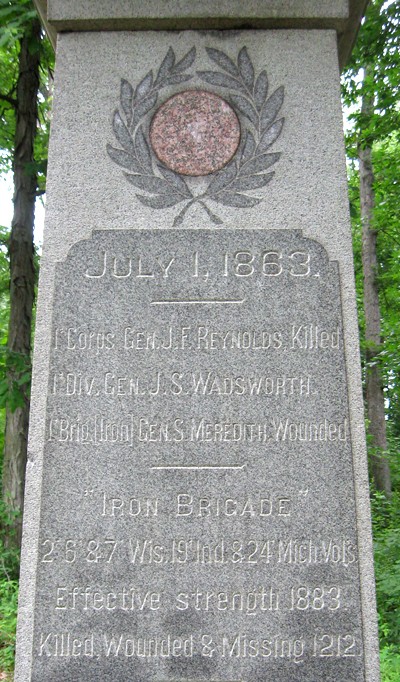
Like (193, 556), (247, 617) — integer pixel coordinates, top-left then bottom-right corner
(34, 0), (370, 69)
(150, 91), (240, 176)
(15, 29), (380, 681)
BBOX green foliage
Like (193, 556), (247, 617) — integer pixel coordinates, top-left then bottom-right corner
(342, 1), (400, 676)
(0, 225), (31, 412)
(0, 0), (37, 44)
(0, 4), (50, 676)
(0, 578), (18, 673)
(347, 139), (400, 425)
(0, 347), (31, 410)
(0, 500), (20, 674)
(380, 646), (400, 682)
(0, 223), (9, 480)
(0, 0), (35, 170)
(342, 0), (400, 152)
(0, 503), (19, 581)
(0, 0), (53, 188)
(372, 479), (400, 651)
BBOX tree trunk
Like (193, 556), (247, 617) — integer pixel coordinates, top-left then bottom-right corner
(2, 18), (41, 547)
(359, 65), (392, 497)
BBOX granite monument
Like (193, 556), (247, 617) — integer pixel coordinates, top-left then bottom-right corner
(16, 2), (379, 680)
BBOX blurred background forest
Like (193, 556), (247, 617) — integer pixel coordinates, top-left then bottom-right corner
(0, 0), (399, 679)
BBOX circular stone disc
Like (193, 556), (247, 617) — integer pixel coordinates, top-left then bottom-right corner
(149, 90), (241, 176)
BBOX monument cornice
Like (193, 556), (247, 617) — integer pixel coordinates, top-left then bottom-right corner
(34, 0), (369, 69)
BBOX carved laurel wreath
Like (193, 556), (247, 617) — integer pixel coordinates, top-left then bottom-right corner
(107, 46), (284, 225)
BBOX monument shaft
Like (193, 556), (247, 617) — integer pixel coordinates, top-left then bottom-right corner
(17, 3), (379, 681)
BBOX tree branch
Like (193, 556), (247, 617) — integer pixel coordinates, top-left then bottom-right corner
(0, 92), (17, 108)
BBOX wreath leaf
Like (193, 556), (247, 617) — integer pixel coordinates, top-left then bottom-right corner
(131, 92), (158, 129)
(260, 86), (284, 132)
(112, 111), (135, 154)
(134, 126), (153, 172)
(240, 131), (256, 166)
(230, 94), (259, 127)
(120, 79), (133, 124)
(197, 71), (245, 93)
(134, 71), (153, 102)
(106, 145), (142, 173)
(230, 172), (274, 192)
(161, 74), (193, 87)
(158, 166), (192, 197)
(205, 47), (239, 77)
(125, 174), (171, 193)
(254, 71), (269, 111)
(258, 118), (285, 153)
(136, 193), (185, 209)
(173, 47), (196, 73)
(213, 192), (261, 208)
(241, 152), (281, 176)
(207, 162), (237, 195)
(238, 47), (254, 92)
(155, 46), (175, 85)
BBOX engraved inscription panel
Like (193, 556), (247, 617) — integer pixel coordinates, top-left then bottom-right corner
(33, 230), (365, 681)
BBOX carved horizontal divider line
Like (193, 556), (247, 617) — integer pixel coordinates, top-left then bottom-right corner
(150, 298), (246, 305)
(150, 464), (246, 470)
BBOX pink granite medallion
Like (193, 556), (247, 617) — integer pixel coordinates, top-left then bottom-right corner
(149, 90), (241, 176)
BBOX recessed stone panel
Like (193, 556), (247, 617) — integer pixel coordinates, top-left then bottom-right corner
(29, 229), (365, 681)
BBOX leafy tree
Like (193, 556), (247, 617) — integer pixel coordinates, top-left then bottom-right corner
(343, 0), (400, 496)
(0, 3), (51, 671)
(343, 1), (400, 675)
(0, 0), (52, 548)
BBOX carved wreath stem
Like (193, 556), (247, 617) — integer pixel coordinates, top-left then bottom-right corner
(173, 195), (223, 226)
